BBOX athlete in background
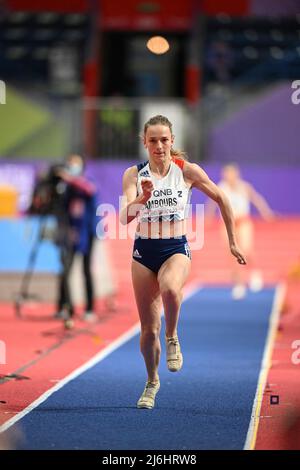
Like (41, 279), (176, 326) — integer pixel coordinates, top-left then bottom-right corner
(207, 163), (274, 299)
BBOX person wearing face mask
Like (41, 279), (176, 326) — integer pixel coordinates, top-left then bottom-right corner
(54, 154), (98, 327)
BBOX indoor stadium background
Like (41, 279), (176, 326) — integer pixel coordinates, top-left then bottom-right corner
(0, 0), (300, 451)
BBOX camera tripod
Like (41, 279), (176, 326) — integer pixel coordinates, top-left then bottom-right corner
(14, 216), (58, 317)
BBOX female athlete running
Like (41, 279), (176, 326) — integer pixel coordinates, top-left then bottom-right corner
(120, 115), (246, 409)
(207, 163), (274, 299)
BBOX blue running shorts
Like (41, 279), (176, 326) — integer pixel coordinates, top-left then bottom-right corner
(132, 235), (191, 274)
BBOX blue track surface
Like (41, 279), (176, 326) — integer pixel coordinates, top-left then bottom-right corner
(12, 287), (275, 450)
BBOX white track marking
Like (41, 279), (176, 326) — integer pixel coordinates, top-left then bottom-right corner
(0, 282), (202, 433)
(244, 283), (286, 450)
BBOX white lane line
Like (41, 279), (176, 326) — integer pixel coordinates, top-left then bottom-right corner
(243, 283), (287, 450)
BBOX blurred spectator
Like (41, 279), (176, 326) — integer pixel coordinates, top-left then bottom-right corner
(54, 154), (98, 327)
(206, 41), (234, 84)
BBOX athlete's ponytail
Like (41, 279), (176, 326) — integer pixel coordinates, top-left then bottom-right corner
(170, 147), (187, 161)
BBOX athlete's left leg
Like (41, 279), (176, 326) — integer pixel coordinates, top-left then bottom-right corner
(157, 254), (191, 372)
(158, 253), (191, 337)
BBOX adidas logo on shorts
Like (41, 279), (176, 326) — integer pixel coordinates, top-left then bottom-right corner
(133, 249), (142, 258)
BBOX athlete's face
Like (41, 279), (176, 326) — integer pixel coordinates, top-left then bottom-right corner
(144, 125), (174, 161)
(222, 166), (240, 185)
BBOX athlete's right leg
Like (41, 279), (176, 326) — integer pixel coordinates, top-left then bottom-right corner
(221, 221), (251, 299)
(131, 259), (162, 383)
(237, 219), (262, 291)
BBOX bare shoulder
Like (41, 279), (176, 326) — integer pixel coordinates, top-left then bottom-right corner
(122, 166), (139, 201)
(183, 161), (210, 185)
(122, 165), (138, 184)
(123, 165), (138, 179)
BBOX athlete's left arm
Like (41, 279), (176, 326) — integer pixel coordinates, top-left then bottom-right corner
(184, 162), (247, 265)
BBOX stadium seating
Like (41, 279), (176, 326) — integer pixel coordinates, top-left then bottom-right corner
(204, 15), (300, 85)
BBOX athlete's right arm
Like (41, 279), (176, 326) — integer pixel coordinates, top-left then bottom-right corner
(119, 166), (153, 225)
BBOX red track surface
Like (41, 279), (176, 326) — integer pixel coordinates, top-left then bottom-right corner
(0, 290), (138, 427)
(255, 281), (300, 449)
(1, 217), (300, 449)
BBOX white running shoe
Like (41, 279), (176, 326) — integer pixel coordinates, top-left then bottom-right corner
(137, 380), (160, 409)
(231, 284), (247, 300)
(83, 311), (97, 323)
(249, 271), (264, 292)
(166, 336), (183, 372)
(64, 318), (74, 330)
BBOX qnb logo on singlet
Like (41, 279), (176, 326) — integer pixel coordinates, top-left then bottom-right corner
(145, 188), (178, 210)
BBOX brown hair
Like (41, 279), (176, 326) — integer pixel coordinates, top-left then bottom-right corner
(143, 115), (187, 160)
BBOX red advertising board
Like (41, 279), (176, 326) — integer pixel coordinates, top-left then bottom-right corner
(8, 0), (89, 12)
(101, 0), (192, 31)
(7, 1), (250, 28)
